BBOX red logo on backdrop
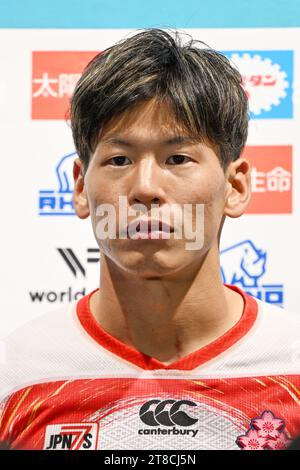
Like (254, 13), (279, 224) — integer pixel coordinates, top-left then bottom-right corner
(32, 51), (99, 120)
(243, 146), (292, 214)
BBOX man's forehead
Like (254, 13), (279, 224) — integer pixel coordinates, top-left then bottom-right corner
(97, 97), (200, 144)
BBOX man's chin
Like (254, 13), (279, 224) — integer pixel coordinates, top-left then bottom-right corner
(110, 253), (192, 279)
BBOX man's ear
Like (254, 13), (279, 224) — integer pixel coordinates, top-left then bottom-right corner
(224, 157), (252, 218)
(73, 158), (90, 219)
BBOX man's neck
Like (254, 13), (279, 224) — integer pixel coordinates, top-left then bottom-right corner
(89, 248), (244, 365)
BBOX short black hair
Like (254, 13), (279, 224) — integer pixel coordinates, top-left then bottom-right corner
(69, 28), (249, 172)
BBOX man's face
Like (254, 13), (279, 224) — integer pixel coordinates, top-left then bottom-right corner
(76, 98), (234, 279)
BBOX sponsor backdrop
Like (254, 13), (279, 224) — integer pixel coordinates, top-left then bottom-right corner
(0, 0), (300, 336)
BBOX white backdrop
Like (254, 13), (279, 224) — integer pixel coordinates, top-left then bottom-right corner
(1, 28), (299, 337)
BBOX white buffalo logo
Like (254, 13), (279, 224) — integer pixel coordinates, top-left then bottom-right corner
(220, 240), (267, 288)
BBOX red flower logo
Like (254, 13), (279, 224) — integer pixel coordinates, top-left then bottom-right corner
(236, 429), (268, 450)
(236, 410), (292, 450)
(252, 410), (284, 439)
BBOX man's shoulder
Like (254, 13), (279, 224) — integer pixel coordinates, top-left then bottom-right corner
(255, 296), (300, 325)
(4, 301), (77, 347)
(0, 300), (82, 402)
(245, 295), (300, 345)
(0, 291), (132, 403)
(205, 293), (300, 378)
(230, 284), (300, 337)
(230, 294), (300, 370)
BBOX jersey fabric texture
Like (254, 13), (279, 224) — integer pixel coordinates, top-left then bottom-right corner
(1, 284), (300, 450)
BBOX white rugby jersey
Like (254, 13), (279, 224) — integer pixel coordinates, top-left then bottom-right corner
(1, 284), (300, 450)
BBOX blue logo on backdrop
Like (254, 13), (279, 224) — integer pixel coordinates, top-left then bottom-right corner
(220, 240), (284, 307)
(39, 151), (76, 216)
(222, 50), (293, 119)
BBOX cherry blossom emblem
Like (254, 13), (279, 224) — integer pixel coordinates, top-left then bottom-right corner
(236, 410), (292, 450)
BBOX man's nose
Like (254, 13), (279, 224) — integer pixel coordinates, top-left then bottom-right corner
(127, 157), (167, 207)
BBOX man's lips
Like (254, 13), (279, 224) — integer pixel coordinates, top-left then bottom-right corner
(126, 218), (174, 236)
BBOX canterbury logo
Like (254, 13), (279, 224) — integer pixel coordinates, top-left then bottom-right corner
(139, 399), (198, 427)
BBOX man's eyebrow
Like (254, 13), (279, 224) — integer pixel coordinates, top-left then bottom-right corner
(99, 136), (199, 147)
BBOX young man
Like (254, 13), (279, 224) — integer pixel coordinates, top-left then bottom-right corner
(1, 28), (300, 451)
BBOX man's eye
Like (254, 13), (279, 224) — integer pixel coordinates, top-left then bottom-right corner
(167, 155), (191, 165)
(108, 156), (130, 166)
